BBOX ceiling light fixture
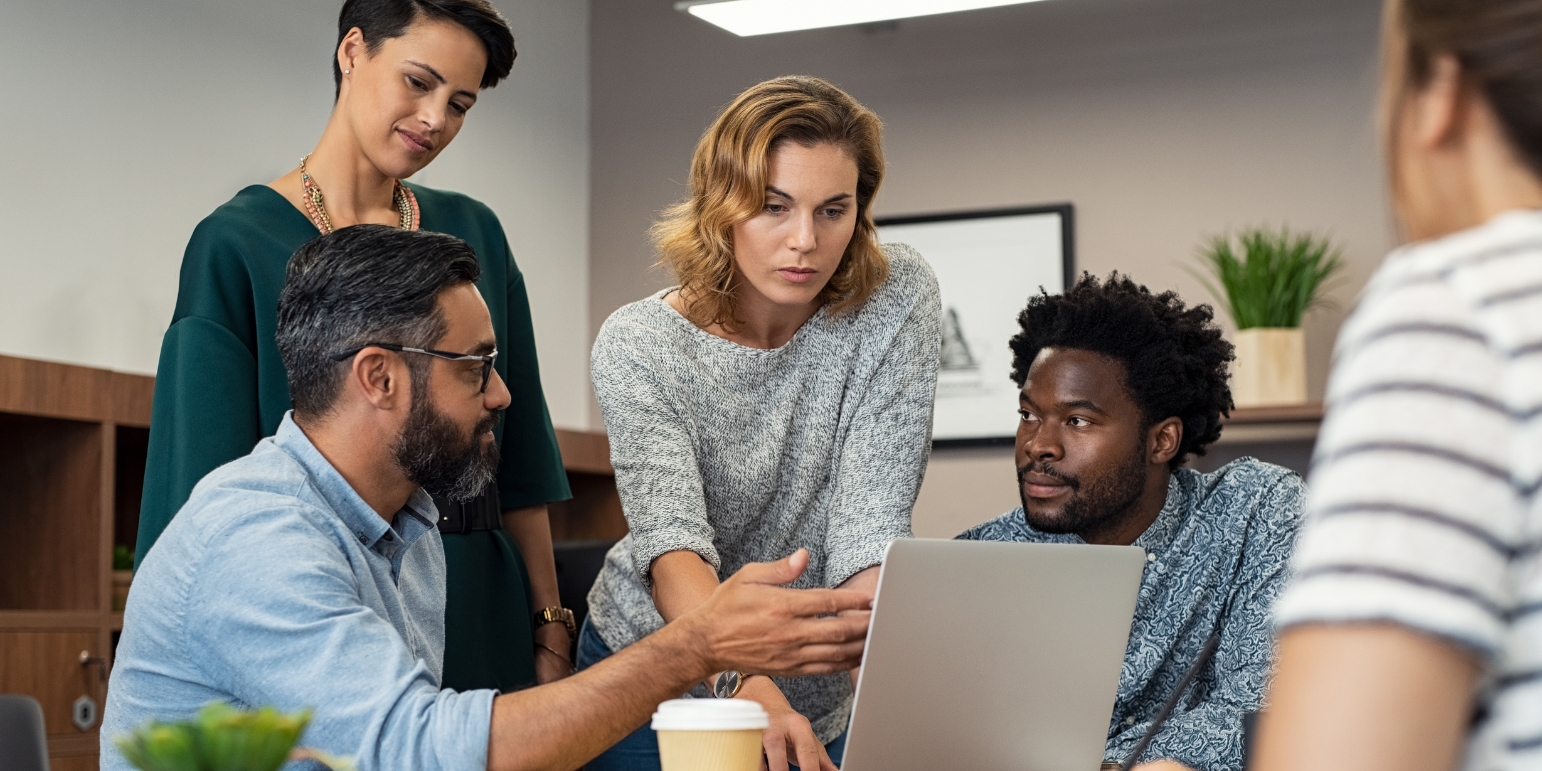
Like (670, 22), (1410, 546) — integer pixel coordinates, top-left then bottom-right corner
(676, 0), (1052, 37)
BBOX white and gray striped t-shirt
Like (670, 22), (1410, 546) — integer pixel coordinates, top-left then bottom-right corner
(1274, 210), (1542, 769)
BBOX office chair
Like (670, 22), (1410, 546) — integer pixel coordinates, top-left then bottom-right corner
(0, 694), (50, 771)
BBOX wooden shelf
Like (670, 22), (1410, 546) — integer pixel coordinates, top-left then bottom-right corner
(1224, 403), (1323, 424)
(0, 413), (103, 611)
(0, 612), (110, 630)
(1217, 402), (1323, 444)
(0, 354), (152, 769)
(110, 372), (154, 429)
(550, 428), (626, 542)
(554, 428), (613, 475)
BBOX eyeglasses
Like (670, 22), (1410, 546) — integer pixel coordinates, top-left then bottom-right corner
(330, 343), (499, 393)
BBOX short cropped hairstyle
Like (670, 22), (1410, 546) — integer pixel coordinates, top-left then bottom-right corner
(277, 225), (482, 418)
(1009, 273), (1235, 470)
(333, 0), (517, 98)
(652, 75), (889, 331)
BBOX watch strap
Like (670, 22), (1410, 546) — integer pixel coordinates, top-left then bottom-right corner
(534, 607), (577, 640)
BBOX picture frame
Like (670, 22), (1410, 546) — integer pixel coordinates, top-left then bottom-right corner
(877, 204), (1075, 447)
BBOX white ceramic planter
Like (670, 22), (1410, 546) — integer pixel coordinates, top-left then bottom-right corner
(1232, 327), (1307, 407)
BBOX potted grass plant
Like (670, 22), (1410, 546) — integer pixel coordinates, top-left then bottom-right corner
(1192, 227), (1344, 407)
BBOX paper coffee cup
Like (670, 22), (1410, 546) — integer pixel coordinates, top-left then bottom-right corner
(652, 698), (768, 771)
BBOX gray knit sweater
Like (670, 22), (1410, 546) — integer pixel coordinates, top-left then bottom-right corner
(586, 243), (941, 742)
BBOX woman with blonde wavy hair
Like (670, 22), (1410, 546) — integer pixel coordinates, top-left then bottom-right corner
(578, 75), (941, 771)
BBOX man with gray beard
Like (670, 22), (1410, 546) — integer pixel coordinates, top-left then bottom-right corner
(103, 226), (872, 771)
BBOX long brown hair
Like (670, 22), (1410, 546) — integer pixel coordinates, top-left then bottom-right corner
(1383, 0), (1542, 181)
(652, 76), (888, 331)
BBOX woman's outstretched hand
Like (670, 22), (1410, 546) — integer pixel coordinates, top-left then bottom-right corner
(740, 676), (837, 771)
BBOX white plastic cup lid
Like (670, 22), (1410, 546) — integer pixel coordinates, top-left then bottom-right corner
(651, 698), (770, 731)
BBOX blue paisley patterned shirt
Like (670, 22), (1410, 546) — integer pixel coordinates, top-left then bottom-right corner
(958, 457), (1304, 771)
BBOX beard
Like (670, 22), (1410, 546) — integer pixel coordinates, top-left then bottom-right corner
(392, 394), (502, 503)
(1018, 441), (1148, 538)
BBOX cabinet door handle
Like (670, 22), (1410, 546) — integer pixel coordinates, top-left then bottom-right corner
(79, 650), (108, 682)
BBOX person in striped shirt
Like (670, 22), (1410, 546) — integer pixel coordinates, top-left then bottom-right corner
(1256, 2), (1542, 771)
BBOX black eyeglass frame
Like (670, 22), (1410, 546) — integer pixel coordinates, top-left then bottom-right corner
(329, 343), (499, 393)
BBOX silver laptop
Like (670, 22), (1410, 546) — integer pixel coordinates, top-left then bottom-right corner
(840, 538), (1145, 771)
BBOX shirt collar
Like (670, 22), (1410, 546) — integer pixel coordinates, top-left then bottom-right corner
(272, 412), (438, 551)
(1130, 473), (1189, 557)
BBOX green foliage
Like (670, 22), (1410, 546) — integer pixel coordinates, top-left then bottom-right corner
(1191, 227), (1345, 329)
(113, 544), (134, 571)
(115, 703), (350, 771)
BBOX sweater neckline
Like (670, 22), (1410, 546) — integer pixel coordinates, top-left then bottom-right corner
(648, 288), (830, 355)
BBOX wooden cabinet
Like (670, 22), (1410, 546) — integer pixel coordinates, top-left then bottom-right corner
(0, 629), (106, 765)
(0, 355), (152, 771)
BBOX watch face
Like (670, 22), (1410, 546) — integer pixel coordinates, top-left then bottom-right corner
(714, 670), (742, 699)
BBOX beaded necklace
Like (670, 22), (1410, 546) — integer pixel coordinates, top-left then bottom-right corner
(298, 154), (420, 235)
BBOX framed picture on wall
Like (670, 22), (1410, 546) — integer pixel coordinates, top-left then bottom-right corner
(877, 204), (1075, 447)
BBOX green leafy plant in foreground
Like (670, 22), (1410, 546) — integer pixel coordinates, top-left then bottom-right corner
(116, 703), (353, 771)
(1191, 226), (1345, 329)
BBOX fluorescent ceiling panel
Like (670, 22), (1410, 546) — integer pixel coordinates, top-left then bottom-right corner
(677, 0), (1050, 37)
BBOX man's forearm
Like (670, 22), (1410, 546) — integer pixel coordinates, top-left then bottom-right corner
(486, 620), (710, 771)
(484, 550), (874, 771)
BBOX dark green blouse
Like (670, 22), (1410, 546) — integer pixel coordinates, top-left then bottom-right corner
(137, 183), (572, 691)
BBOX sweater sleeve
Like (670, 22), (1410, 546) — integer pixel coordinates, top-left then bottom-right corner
(823, 247), (942, 587)
(591, 317), (717, 581)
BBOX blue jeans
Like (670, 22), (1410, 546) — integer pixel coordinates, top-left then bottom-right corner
(576, 619), (849, 771)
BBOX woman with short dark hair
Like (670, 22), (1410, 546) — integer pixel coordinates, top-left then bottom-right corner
(1256, 2), (1542, 770)
(136, 0), (575, 693)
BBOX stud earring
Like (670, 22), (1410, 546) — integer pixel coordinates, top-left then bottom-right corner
(344, 69), (350, 74)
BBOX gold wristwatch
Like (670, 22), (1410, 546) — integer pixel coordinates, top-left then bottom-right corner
(534, 607), (576, 639)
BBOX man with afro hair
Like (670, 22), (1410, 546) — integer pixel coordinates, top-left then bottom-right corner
(958, 273), (1305, 771)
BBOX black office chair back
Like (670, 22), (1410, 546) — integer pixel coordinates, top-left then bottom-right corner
(0, 694), (50, 771)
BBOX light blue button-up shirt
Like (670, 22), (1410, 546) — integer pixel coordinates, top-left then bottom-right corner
(102, 414), (494, 771)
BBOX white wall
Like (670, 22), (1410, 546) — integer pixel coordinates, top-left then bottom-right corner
(414, 1), (592, 430)
(589, 0), (1391, 534)
(0, 0), (593, 430)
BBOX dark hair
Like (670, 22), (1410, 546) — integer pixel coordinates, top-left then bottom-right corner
(1009, 273), (1235, 470)
(1389, 0), (1542, 176)
(333, 0), (516, 98)
(277, 225), (482, 418)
